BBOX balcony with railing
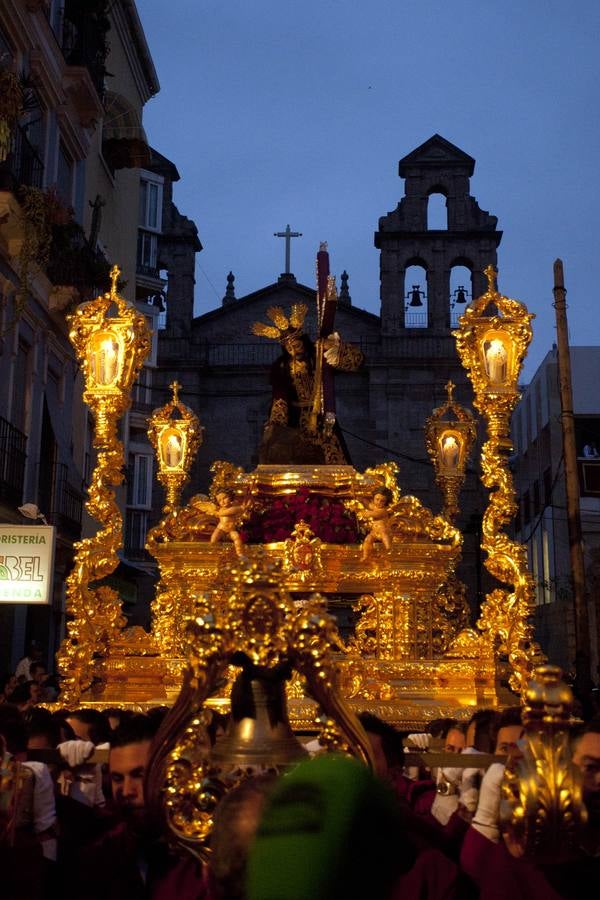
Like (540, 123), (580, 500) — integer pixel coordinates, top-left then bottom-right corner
(46, 221), (111, 302)
(0, 416), (27, 507)
(0, 124), (44, 192)
(60, 1), (109, 97)
(39, 461), (83, 541)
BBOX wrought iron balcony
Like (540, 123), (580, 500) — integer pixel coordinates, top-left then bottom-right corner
(46, 222), (111, 299)
(0, 124), (44, 191)
(40, 462), (83, 541)
(0, 416), (27, 507)
(61, 1), (109, 96)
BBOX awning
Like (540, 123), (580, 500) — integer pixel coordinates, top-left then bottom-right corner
(102, 91), (151, 169)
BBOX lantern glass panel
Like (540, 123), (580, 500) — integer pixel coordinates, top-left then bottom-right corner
(161, 427), (184, 469)
(440, 431), (461, 471)
(89, 331), (121, 387)
(482, 333), (509, 386)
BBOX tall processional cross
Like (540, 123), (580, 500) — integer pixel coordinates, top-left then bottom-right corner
(274, 223), (302, 274)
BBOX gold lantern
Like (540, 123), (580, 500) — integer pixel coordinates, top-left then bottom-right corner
(56, 266), (152, 705)
(148, 380), (203, 511)
(425, 380), (476, 521)
(454, 266), (543, 693)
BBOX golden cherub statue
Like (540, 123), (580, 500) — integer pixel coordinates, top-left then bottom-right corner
(349, 487), (395, 561)
(193, 489), (250, 557)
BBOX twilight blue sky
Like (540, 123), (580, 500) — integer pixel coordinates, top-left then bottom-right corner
(137, 0), (600, 382)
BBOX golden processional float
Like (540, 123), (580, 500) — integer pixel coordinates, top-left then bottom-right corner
(56, 262), (545, 732)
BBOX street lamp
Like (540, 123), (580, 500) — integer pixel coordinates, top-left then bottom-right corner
(425, 380), (476, 521)
(18, 503), (48, 525)
(148, 381), (203, 511)
(56, 266), (152, 705)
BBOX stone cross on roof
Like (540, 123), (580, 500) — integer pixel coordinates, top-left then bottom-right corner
(274, 224), (302, 275)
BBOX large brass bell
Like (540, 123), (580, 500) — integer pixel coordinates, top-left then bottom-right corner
(211, 659), (308, 768)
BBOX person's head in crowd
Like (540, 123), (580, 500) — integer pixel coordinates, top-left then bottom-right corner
(571, 718), (600, 829)
(427, 717), (466, 753)
(24, 706), (62, 750)
(357, 711), (404, 775)
(0, 703), (27, 756)
(210, 775), (276, 900)
(109, 714), (159, 818)
(102, 707), (132, 731)
(495, 706), (525, 757)
(247, 754), (415, 900)
(30, 661), (47, 685)
(0, 672), (17, 701)
(8, 679), (41, 711)
(465, 709), (500, 753)
(146, 706), (169, 730)
(65, 708), (111, 745)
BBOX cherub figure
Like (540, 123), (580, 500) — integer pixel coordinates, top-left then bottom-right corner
(194, 489), (249, 556)
(211, 489), (248, 556)
(357, 487), (394, 561)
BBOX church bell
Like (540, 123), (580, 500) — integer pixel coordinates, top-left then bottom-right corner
(408, 285), (424, 307)
(210, 664), (308, 769)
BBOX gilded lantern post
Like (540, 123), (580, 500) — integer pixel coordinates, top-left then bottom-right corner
(56, 266), (152, 705)
(425, 380), (477, 521)
(454, 265), (543, 693)
(147, 380), (203, 512)
(146, 381), (203, 655)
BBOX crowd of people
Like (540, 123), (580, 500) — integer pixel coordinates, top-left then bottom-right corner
(0, 686), (599, 899)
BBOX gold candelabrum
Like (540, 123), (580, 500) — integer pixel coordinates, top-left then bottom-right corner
(454, 265), (543, 693)
(56, 266), (151, 704)
(425, 380), (477, 521)
(500, 665), (587, 861)
(147, 380), (203, 511)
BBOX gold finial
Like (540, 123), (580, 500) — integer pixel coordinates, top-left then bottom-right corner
(170, 380), (181, 404)
(445, 380), (455, 402)
(109, 265), (121, 296)
(483, 265), (497, 293)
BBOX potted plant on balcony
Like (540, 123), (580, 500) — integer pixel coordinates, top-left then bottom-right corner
(0, 67), (22, 162)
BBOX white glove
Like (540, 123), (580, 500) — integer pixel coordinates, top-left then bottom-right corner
(471, 763), (505, 842)
(58, 740), (95, 767)
(439, 765), (462, 786)
(324, 333), (341, 365)
(432, 792), (459, 825)
(430, 765), (462, 824)
(405, 733), (432, 751)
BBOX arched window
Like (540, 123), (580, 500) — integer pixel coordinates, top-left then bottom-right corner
(404, 264), (428, 329)
(427, 192), (447, 230)
(450, 264), (472, 327)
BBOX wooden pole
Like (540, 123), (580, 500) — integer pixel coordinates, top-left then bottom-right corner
(552, 259), (591, 689)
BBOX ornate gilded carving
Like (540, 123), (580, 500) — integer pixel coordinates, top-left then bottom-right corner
(454, 266), (543, 693)
(500, 665), (586, 861)
(432, 575), (470, 655)
(283, 520), (323, 580)
(56, 267), (151, 704)
(347, 594), (378, 655)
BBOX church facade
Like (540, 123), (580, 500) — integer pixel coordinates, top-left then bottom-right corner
(153, 135), (502, 614)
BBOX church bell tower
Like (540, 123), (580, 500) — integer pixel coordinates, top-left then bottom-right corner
(375, 134), (501, 335)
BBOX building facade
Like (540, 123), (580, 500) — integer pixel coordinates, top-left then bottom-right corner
(0, 0), (182, 669)
(512, 346), (600, 674)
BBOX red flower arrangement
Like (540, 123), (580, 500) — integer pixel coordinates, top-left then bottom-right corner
(240, 487), (359, 544)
